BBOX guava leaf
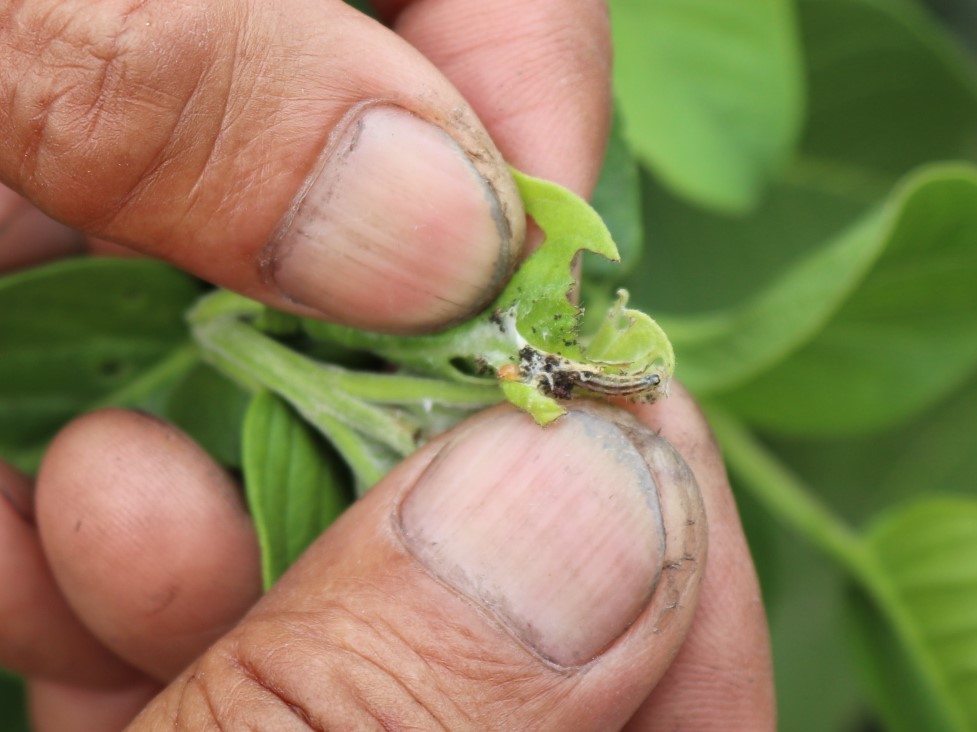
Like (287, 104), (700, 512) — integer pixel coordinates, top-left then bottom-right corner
(242, 390), (351, 589)
(610, 0), (804, 212)
(850, 497), (977, 731)
(587, 290), (673, 375)
(499, 381), (566, 426)
(498, 170), (619, 359)
(301, 169), (617, 365)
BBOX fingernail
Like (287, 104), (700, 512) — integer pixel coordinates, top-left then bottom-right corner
(399, 408), (667, 667)
(268, 105), (518, 332)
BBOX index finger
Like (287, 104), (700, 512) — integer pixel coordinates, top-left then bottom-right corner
(1, 0), (525, 333)
(380, 0), (613, 198)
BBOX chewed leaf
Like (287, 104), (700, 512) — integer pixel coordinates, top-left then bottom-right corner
(292, 169), (674, 425)
(499, 381), (565, 426)
(503, 170), (620, 359)
(587, 291), (675, 376)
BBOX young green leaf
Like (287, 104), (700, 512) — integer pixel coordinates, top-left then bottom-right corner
(851, 497), (977, 732)
(297, 170), (674, 425)
(586, 290), (674, 372)
(242, 391), (352, 590)
(610, 0), (804, 212)
(0, 258), (201, 472)
(755, 369), (977, 535)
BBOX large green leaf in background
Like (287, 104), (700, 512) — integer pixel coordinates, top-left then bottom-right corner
(714, 165), (977, 435)
(648, 163), (977, 407)
(243, 391), (351, 590)
(851, 498), (977, 731)
(736, 483), (865, 732)
(629, 166), (879, 315)
(627, 0), (977, 317)
(610, 0), (804, 212)
(798, 0), (977, 178)
(588, 109), (643, 280)
(0, 259), (200, 472)
(768, 367), (977, 528)
(923, 0), (977, 55)
(654, 198), (884, 395)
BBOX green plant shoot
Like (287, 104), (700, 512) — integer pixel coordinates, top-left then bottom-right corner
(286, 169), (675, 426)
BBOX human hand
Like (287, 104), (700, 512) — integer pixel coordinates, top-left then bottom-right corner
(0, 0), (774, 729)
(1, 394), (773, 731)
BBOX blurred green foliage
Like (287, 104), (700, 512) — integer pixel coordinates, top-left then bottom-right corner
(0, 672), (28, 732)
(599, 0), (977, 729)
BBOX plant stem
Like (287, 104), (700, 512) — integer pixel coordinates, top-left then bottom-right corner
(193, 317), (419, 457)
(704, 404), (865, 569)
(328, 368), (502, 407)
(186, 289), (505, 489)
(706, 404), (961, 729)
(309, 409), (398, 492)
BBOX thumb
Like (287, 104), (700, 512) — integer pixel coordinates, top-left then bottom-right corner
(0, 0), (524, 332)
(131, 403), (706, 730)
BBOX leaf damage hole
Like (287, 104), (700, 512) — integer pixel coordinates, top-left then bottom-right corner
(98, 358), (129, 379)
